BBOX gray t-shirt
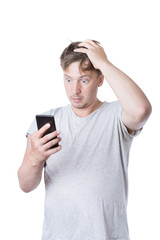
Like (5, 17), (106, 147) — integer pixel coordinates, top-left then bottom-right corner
(27, 101), (141, 240)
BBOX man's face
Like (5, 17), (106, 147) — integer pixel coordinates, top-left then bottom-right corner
(63, 61), (104, 110)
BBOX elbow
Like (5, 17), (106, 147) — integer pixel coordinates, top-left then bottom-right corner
(19, 183), (33, 193)
(20, 186), (32, 193)
(17, 169), (33, 193)
(136, 101), (152, 124)
(18, 181), (34, 193)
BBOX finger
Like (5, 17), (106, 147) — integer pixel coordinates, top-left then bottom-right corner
(77, 41), (94, 49)
(44, 136), (61, 150)
(46, 144), (62, 156)
(84, 39), (99, 47)
(38, 123), (51, 138)
(73, 48), (88, 53)
(42, 131), (60, 144)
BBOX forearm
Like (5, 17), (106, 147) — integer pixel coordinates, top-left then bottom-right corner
(18, 155), (44, 193)
(101, 61), (151, 119)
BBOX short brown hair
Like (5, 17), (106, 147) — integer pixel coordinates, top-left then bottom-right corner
(60, 40), (102, 76)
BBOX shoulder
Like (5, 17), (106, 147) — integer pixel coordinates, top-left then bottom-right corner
(42, 105), (69, 116)
(27, 105), (69, 135)
(103, 100), (122, 114)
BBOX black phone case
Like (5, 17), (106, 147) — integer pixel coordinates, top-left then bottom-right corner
(36, 115), (59, 148)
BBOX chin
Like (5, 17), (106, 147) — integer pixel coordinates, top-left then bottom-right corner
(72, 103), (83, 109)
(72, 102), (89, 110)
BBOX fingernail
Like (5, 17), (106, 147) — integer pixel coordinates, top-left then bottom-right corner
(58, 145), (61, 150)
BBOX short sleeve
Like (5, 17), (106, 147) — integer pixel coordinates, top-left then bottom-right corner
(26, 119), (37, 136)
(26, 109), (56, 136)
(115, 101), (142, 140)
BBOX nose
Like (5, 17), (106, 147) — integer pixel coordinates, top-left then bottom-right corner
(73, 81), (81, 95)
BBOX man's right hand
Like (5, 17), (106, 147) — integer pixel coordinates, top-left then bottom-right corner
(17, 123), (62, 192)
(30, 123), (61, 166)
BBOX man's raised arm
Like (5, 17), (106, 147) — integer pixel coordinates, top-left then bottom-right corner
(74, 40), (152, 133)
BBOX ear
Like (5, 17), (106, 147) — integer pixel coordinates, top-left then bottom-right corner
(98, 74), (104, 87)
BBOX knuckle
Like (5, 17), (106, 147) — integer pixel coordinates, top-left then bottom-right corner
(30, 134), (35, 142)
(43, 134), (50, 142)
(31, 131), (39, 142)
(50, 146), (60, 154)
(51, 137), (60, 146)
(31, 137), (37, 147)
(33, 140), (43, 152)
(46, 141), (53, 148)
(52, 130), (58, 137)
(48, 139), (57, 148)
(37, 145), (42, 152)
(44, 131), (58, 142)
(41, 151), (48, 158)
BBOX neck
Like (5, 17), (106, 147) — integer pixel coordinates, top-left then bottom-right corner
(71, 99), (104, 118)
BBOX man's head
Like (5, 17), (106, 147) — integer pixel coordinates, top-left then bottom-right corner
(60, 40), (104, 112)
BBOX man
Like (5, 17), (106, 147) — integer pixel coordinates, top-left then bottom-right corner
(18, 40), (152, 240)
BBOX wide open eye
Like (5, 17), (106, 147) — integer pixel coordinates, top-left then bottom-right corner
(66, 78), (71, 83)
(81, 79), (88, 84)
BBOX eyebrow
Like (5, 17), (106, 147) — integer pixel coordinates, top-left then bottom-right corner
(64, 74), (91, 78)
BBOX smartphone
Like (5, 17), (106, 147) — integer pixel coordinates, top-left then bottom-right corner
(36, 115), (59, 148)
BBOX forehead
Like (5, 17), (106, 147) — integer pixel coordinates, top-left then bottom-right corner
(63, 62), (96, 78)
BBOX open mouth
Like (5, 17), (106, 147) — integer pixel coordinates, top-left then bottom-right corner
(72, 97), (82, 103)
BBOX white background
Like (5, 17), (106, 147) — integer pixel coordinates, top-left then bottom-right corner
(0, 0), (159, 239)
